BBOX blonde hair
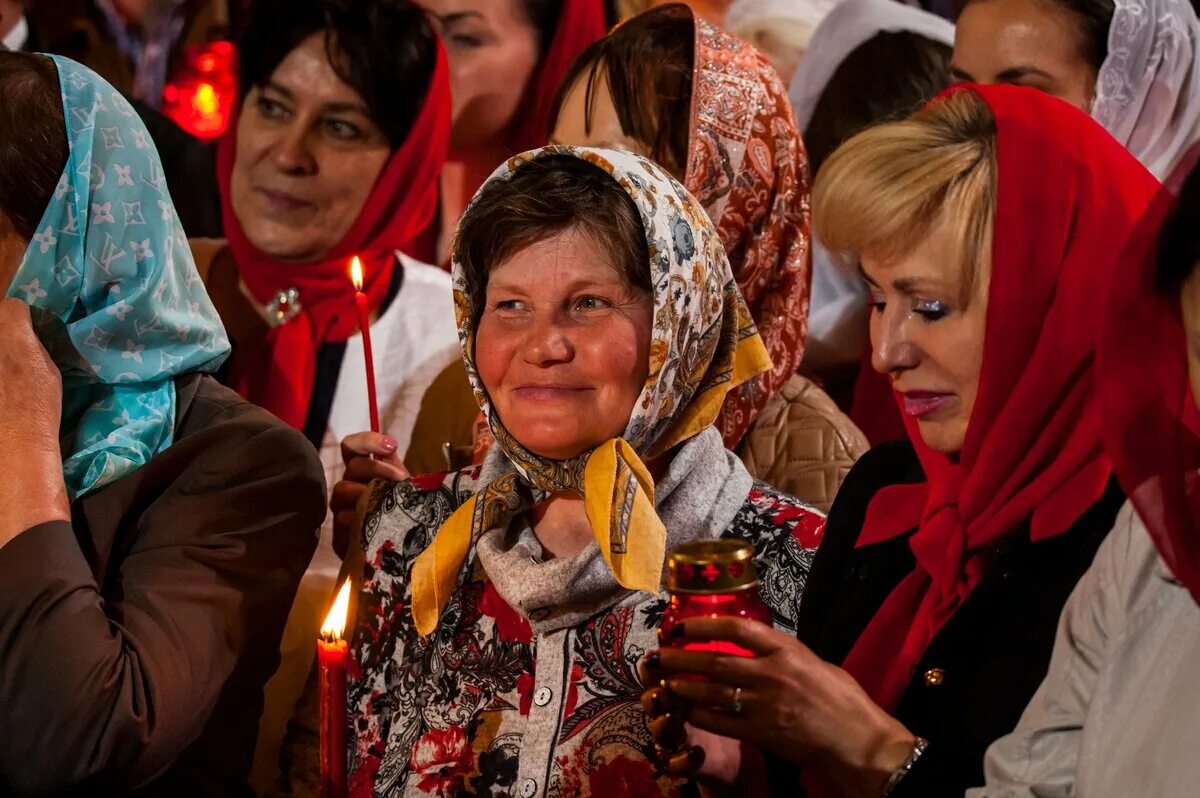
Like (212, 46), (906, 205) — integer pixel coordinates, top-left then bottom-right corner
(812, 89), (997, 300)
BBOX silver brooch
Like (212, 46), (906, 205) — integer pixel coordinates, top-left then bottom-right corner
(265, 287), (302, 327)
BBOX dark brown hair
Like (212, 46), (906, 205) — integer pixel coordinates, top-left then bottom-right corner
(805, 31), (953, 177)
(237, 0), (436, 149)
(0, 53), (68, 241)
(547, 5), (694, 179)
(454, 154), (651, 325)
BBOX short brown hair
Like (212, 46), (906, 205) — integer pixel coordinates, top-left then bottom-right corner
(812, 89), (997, 300)
(547, 5), (694, 179)
(454, 154), (651, 325)
(0, 53), (68, 241)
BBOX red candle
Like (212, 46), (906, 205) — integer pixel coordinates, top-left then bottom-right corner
(350, 256), (381, 434)
(319, 578), (353, 798)
(660, 540), (771, 659)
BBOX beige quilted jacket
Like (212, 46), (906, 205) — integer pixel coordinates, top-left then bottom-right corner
(739, 374), (870, 513)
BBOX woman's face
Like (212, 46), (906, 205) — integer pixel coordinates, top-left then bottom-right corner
(416, 0), (541, 152)
(550, 71), (651, 158)
(952, 0), (1098, 112)
(1182, 267), (1200, 410)
(862, 221), (989, 455)
(475, 227), (654, 460)
(229, 33), (391, 263)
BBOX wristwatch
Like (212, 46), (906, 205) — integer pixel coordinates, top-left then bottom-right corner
(881, 737), (929, 796)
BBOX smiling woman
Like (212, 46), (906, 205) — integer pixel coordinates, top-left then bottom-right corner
(344, 148), (825, 797)
(199, 0), (473, 790)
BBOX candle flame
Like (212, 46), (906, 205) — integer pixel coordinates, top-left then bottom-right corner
(320, 578), (353, 641)
(350, 256), (364, 292)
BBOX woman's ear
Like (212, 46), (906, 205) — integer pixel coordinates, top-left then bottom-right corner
(0, 212), (29, 292)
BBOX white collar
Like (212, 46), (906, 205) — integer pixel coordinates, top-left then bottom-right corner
(2, 15), (29, 52)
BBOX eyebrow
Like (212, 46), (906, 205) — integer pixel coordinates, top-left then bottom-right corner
(439, 11), (483, 25)
(857, 265), (948, 294)
(994, 65), (1054, 83)
(488, 276), (623, 295)
(262, 81), (372, 117)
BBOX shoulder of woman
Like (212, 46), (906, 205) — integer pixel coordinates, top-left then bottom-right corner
(359, 466), (486, 555)
(732, 481), (826, 552)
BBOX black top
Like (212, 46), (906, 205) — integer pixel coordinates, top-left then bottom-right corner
(793, 440), (1124, 796)
(0, 375), (326, 796)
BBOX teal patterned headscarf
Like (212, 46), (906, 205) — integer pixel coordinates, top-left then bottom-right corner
(9, 55), (230, 500)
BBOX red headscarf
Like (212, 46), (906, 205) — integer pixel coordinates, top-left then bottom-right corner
(216, 46), (452, 430)
(512, 0), (608, 152)
(840, 85), (1161, 712)
(1099, 145), (1200, 604)
(683, 8), (813, 448)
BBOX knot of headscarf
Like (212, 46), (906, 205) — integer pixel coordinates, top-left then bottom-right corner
(411, 146), (772, 637)
(839, 84), (1162, 713)
(11, 55), (230, 500)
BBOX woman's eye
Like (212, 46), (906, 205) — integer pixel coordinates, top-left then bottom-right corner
(574, 296), (610, 311)
(867, 290), (887, 313)
(913, 299), (951, 321)
(447, 33), (484, 49)
(256, 96), (287, 119)
(493, 299), (526, 313)
(324, 119), (363, 140)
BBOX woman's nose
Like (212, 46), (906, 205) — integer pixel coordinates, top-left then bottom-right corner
(271, 124), (317, 175)
(521, 316), (574, 366)
(870, 306), (920, 376)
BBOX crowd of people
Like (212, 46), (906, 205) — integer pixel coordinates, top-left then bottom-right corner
(1, 0), (1200, 796)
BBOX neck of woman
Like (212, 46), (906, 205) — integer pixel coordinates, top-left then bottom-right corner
(530, 492), (594, 561)
(528, 453), (670, 562)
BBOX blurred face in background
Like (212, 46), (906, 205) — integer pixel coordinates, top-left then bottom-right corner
(229, 33), (391, 263)
(1183, 267), (1200, 410)
(416, 0), (541, 153)
(952, 0), (1098, 112)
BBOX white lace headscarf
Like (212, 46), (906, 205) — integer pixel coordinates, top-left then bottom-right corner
(1092, 0), (1200, 179)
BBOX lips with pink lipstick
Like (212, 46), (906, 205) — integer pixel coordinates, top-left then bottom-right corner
(899, 390), (955, 419)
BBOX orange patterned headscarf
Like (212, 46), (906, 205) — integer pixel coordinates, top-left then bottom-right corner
(684, 10), (812, 447)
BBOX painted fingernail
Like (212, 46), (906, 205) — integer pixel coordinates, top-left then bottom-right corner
(379, 436), (398, 452)
(645, 651), (660, 669)
(670, 623), (686, 638)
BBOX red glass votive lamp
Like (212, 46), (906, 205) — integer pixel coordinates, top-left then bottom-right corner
(660, 539), (770, 657)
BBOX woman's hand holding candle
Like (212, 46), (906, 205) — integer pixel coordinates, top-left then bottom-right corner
(642, 617), (918, 798)
(331, 432), (410, 559)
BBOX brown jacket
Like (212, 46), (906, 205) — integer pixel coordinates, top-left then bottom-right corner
(0, 374), (326, 797)
(738, 374), (869, 513)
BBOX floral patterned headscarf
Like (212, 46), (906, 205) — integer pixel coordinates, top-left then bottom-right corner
(11, 56), (230, 500)
(684, 9), (812, 447)
(410, 146), (772, 636)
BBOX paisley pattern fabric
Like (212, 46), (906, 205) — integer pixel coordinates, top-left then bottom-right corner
(11, 56), (229, 499)
(350, 469), (822, 797)
(410, 146), (772, 636)
(686, 14), (813, 447)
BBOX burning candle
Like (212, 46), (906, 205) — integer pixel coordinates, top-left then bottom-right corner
(318, 578), (353, 798)
(350, 256), (381, 434)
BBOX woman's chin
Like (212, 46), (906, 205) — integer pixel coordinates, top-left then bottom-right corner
(510, 428), (612, 462)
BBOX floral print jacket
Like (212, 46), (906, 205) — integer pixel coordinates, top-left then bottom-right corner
(348, 468), (823, 798)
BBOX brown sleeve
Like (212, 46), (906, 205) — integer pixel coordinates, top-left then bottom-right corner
(0, 419), (325, 793)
